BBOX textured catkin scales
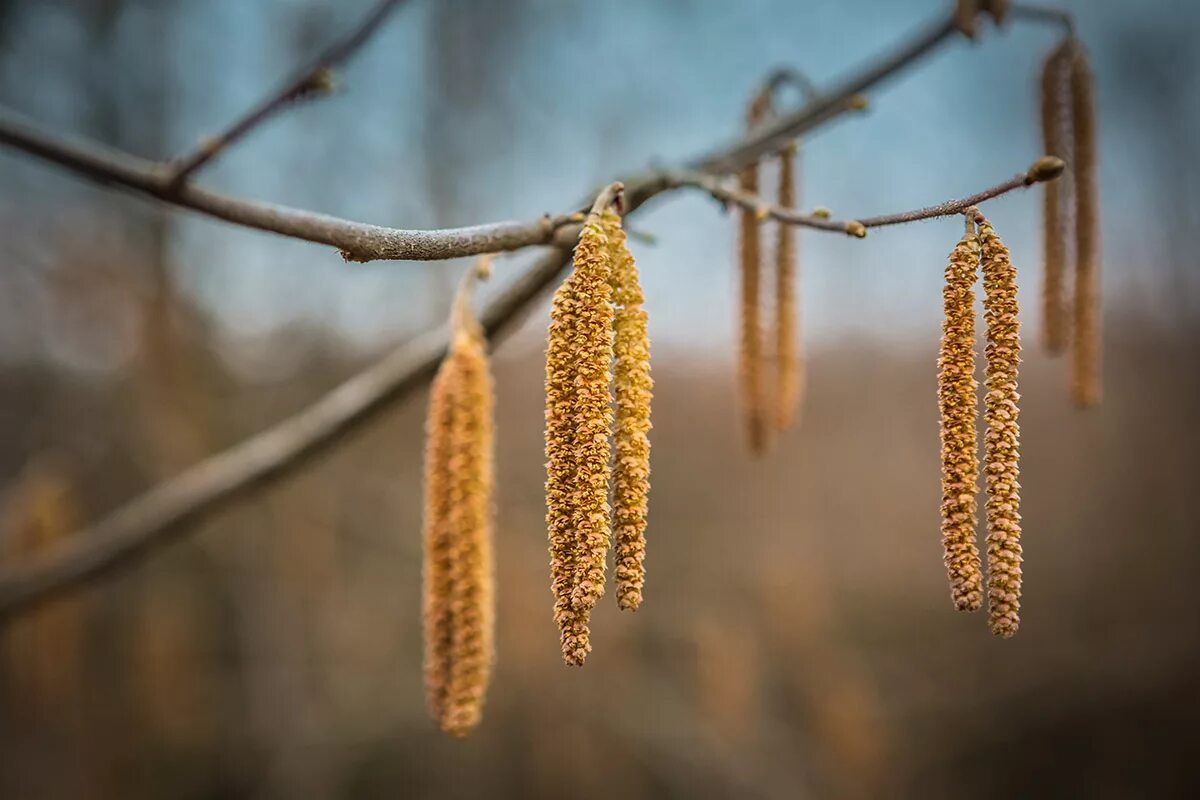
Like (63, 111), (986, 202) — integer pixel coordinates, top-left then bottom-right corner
(1039, 42), (1073, 355)
(545, 214), (614, 665)
(440, 330), (495, 736)
(605, 210), (652, 612)
(422, 277), (496, 736)
(1070, 45), (1101, 408)
(774, 142), (803, 432)
(422, 362), (458, 724)
(978, 220), (1023, 638)
(938, 223), (984, 612)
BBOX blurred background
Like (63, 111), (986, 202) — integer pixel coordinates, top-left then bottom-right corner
(1, 0), (1198, 797)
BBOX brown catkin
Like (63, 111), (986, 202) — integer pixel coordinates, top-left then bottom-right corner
(1070, 45), (1101, 408)
(738, 94), (772, 455)
(954, 0), (980, 38)
(546, 213), (614, 665)
(1040, 41), (1073, 355)
(938, 219), (984, 612)
(774, 142), (803, 432)
(978, 219), (1023, 638)
(422, 265), (496, 735)
(604, 209), (652, 612)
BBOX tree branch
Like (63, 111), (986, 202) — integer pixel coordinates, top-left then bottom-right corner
(168, 0), (412, 184)
(0, 109), (584, 262)
(0, 4), (1072, 615)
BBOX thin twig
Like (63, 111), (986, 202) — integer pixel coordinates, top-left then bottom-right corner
(667, 156), (1063, 236)
(0, 109), (583, 262)
(168, 0), (411, 184)
(856, 156), (1063, 229)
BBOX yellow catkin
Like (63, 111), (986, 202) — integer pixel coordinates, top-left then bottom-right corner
(738, 94), (772, 455)
(1040, 41), (1073, 355)
(938, 219), (984, 612)
(604, 209), (652, 612)
(774, 142), (803, 432)
(978, 219), (1023, 638)
(1070, 45), (1101, 408)
(423, 262), (496, 735)
(546, 214), (614, 665)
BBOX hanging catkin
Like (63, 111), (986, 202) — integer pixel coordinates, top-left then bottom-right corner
(604, 209), (652, 612)
(738, 93), (772, 455)
(1039, 41), (1073, 355)
(938, 216), (984, 612)
(422, 259), (496, 735)
(774, 141), (803, 432)
(546, 209), (614, 665)
(978, 218), (1023, 638)
(1070, 44), (1101, 408)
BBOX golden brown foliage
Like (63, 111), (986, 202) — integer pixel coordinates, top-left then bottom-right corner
(978, 219), (1023, 638)
(605, 209), (653, 612)
(938, 219), (984, 612)
(546, 214), (615, 665)
(1040, 41), (1073, 355)
(1070, 45), (1101, 408)
(774, 142), (803, 432)
(423, 263), (496, 734)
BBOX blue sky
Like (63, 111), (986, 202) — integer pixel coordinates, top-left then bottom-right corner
(1, 0), (1196, 365)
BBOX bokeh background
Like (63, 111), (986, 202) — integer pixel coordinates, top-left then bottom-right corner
(2, 0), (1199, 797)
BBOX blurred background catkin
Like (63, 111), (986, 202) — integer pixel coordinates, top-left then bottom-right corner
(2, 1), (1199, 798)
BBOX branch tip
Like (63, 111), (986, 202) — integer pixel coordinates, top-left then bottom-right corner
(1026, 155), (1065, 183)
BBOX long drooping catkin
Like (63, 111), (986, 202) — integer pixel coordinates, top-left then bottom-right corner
(774, 142), (803, 432)
(978, 219), (1023, 638)
(1070, 45), (1101, 408)
(738, 94), (772, 455)
(1040, 41), (1073, 355)
(604, 209), (652, 612)
(440, 327), (495, 736)
(546, 212), (614, 665)
(938, 218), (984, 612)
(422, 261), (495, 735)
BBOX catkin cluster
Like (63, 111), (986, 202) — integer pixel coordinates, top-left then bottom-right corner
(423, 261), (496, 736)
(936, 214), (1024, 636)
(937, 221), (984, 612)
(737, 92), (806, 455)
(1038, 39), (1101, 407)
(546, 198), (652, 665)
(978, 220), (1023, 637)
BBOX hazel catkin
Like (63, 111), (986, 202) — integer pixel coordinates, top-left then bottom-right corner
(604, 210), (652, 612)
(546, 212), (614, 665)
(938, 218), (984, 612)
(738, 94), (772, 455)
(422, 261), (496, 735)
(1070, 44), (1101, 408)
(774, 142), (804, 433)
(978, 219), (1023, 638)
(1039, 41), (1073, 356)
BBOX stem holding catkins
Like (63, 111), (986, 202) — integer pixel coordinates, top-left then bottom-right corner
(977, 217), (1023, 638)
(422, 259), (496, 735)
(938, 213), (984, 612)
(1069, 43), (1101, 408)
